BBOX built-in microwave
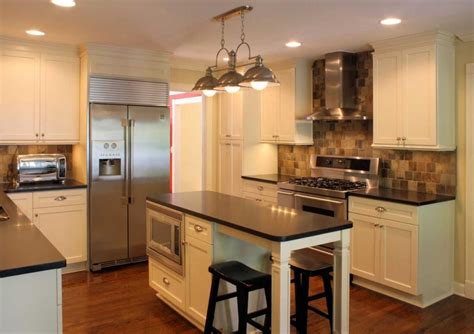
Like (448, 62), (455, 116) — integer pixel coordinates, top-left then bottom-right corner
(146, 202), (184, 275)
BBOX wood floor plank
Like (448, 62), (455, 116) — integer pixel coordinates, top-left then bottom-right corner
(62, 263), (474, 333)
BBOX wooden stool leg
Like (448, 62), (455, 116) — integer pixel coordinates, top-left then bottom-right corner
(204, 276), (220, 334)
(298, 272), (310, 334)
(263, 282), (272, 333)
(322, 272), (333, 333)
(237, 287), (249, 334)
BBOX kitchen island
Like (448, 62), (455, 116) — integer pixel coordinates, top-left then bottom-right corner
(146, 191), (352, 333)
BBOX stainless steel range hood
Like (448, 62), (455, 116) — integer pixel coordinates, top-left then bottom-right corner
(307, 52), (372, 121)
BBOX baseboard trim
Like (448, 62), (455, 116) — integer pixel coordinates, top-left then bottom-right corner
(453, 281), (465, 297)
(465, 280), (474, 299)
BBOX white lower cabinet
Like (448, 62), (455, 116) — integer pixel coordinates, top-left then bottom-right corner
(349, 196), (454, 307)
(149, 258), (185, 311)
(242, 180), (278, 206)
(8, 189), (87, 266)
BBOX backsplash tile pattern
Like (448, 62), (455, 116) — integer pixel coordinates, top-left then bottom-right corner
(0, 145), (73, 183)
(278, 50), (456, 196)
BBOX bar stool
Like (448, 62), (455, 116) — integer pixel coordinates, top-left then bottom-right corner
(290, 248), (333, 334)
(204, 261), (272, 334)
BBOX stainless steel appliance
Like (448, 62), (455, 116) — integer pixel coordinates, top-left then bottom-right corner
(306, 52), (372, 121)
(278, 155), (379, 251)
(88, 78), (170, 271)
(17, 154), (67, 184)
(146, 202), (184, 275)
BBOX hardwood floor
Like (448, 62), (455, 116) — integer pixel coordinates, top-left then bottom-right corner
(63, 263), (474, 333)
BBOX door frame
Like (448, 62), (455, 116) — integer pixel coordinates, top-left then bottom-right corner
(466, 63), (474, 299)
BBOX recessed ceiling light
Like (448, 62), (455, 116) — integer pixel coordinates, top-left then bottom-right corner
(51, 0), (76, 7)
(380, 17), (402, 26)
(26, 29), (45, 36)
(285, 41), (302, 48)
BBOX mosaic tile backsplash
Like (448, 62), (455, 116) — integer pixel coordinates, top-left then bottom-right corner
(0, 145), (73, 183)
(278, 51), (456, 196)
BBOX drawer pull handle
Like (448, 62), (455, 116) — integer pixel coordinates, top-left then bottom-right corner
(256, 198), (262, 202)
(374, 223), (379, 227)
(162, 277), (170, 285)
(55, 196), (67, 201)
(257, 186), (264, 191)
(194, 224), (204, 233)
(375, 206), (386, 213)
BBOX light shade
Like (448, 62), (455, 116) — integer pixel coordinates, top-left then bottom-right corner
(240, 61), (279, 88)
(192, 68), (218, 93)
(51, 0), (76, 7)
(214, 70), (244, 92)
(380, 17), (401, 25)
(26, 29), (45, 36)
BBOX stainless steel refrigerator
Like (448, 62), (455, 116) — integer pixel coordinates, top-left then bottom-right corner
(89, 103), (170, 271)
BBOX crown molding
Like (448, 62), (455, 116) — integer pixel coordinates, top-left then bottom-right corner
(459, 33), (474, 42)
(80, 43), (170, 62)
(0, 35), (78, 55)
(371, 30), (455, 52)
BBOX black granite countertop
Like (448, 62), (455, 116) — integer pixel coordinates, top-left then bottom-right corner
(349, 187), (455, 206)
(241, 174), (291, 185)
(3, 179), (87, 193)
(0, 185), (66, 278)
(147, 191), (352, 242)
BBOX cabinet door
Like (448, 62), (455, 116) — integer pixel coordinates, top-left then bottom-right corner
(185, 235), (212, 326)
(276, 68), (296, 143)
(260, 85), (278, 142)
(373, 51), (402, 146)
(0, 50), (40, 141)
(219, 94), (232, 139)
(40, 54), (80, 142)
(230, 141), (242, 197)
(349, 213), (380, 281)
(379, 219), (418, 294)
(34, 205), (87, 264)
(401, 46), (436, 147)
(7, 192), (33, 220)
(231, 92), (243, 139)
(218, 141), (232, 195)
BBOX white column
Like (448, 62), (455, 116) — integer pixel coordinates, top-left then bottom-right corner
(333, 229), (350, 334)
(271, 242), (291, 333)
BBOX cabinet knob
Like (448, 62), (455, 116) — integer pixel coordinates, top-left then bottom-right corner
(256, 198), (262, 202)
(375, 206), (386, 213)
(225, 134), (231, 137)
(35, 133), (39, 138)
(41, 133), (45, 137)
(379, 225), (384, 228)
(257, 186), (264, 191)
(54, 196), (67, 201)
(193, 224), (204, 233)
(162, 277), (170, 285)
(396, 137), (401, 141)
(374, 223), (379, 227)
(402, 137), (406, 142)
(35, 214), (38, 218)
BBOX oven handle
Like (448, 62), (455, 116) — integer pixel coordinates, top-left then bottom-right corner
(277, 190), (295, 196)
(294, 193), (345, 205)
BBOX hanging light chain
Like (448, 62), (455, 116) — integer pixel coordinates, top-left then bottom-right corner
(220, 18), (226, 48)
(240, 10), (246, 42)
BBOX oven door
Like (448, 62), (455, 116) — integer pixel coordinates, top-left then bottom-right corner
(147, 204), (183, 267)
(277, 190), (296, 209)
(294, 193), (347, 220)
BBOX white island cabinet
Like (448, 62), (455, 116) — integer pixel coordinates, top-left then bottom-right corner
(349, 196), (455, 307)
(147, 191), (352, 333)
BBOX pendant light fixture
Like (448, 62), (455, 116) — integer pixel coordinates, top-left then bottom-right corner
(192, 6), (279, 96)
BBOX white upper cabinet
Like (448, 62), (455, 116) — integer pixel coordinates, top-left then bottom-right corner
(260, 60), (313, 145)
(371, 31), (455, 151)
(218, 92), (242, 140)
(0, 38), (80, 144)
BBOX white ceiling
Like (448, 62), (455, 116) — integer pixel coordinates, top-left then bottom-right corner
(1, 0), (473, 65)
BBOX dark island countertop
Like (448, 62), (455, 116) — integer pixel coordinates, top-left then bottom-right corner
(241, 174), (291, 185)
(349, 187), (455, 206)
(147, 191), (352, 242)
(0, 186), (66, 278)
(3, 179), (87, 194)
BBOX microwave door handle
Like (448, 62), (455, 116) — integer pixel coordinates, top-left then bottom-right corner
(294, 194), (345, 205)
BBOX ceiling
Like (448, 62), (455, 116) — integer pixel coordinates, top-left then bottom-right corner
(1, 0), (473, 66)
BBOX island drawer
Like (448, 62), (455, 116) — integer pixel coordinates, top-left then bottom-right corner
(185, 215), (213, 244)
(242, 180), (278, 198)
(149, 258), (185, 311)
(33, 189), (86, 209)
(349, 197), (418, 225)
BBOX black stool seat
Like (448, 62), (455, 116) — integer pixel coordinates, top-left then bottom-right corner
(290, 248), (333, 334)
(209, 261), (271, 289)
(205, 261), (271, 334)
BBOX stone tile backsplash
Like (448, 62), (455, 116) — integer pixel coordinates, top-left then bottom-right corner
(0, 145), (73, 183)
(278, 50), (456, 196)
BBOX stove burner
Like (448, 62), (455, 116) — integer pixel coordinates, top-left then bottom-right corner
(288, 177), (367, 191)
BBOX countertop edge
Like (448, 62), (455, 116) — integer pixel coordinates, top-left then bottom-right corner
(348, 191), (456, 206)
(3, 180), (87, 194)
(241, 175), (278, 185)
(147, 196), (353, 242)
(0, 259), (66, 279)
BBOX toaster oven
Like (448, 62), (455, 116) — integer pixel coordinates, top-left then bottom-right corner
(17, 154), (67, 184)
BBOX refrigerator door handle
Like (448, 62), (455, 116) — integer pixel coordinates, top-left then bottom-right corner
(129, 119), (135, 204)
(122, 118), (130, 205)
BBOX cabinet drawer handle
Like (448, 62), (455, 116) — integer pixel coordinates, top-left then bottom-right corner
(41, 133), (45, 137)
(257, 186), (264, 191)
(55, 196), (67, 201)
(256, 198), (262, 202)
(193, 224), (204, 233)
(35, 133), (39, 138)
(162, 277), (170, 285)
(374, 223), (379, 227)
(375, 206), (386, 213)
(380, 225), (384, 228)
